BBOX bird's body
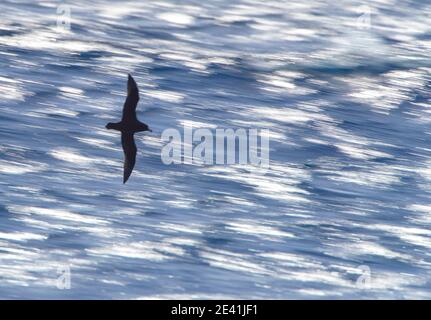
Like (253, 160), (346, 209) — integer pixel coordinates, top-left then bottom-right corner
(106, 121), (149, 133)
(106, 74), (151, 184)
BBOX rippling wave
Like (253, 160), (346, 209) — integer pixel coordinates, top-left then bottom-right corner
(1, 0), (431, 299)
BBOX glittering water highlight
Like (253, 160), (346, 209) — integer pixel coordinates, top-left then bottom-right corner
(0, 0), (431, 299)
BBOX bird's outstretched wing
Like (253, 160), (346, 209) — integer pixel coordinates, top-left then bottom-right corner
(121, 131), (137, 184)
(122, 74), (140, 122)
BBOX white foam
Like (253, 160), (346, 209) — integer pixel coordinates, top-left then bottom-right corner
(158, 12), (195, 25)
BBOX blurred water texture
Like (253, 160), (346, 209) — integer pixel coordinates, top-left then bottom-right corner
(0, 0), (431, 298)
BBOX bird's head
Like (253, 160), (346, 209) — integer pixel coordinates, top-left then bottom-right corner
(142, 123), (152, 132)
(106, 123), (115, 130)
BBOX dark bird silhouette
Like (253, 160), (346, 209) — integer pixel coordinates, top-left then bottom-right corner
(106, 74), (151, 184)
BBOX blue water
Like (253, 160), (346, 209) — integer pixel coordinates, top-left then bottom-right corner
(1, 0), (431, 299)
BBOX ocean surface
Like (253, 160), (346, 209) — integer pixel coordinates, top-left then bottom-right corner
(1, 0), (431, 299)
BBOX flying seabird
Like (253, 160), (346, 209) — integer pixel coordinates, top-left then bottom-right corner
(106, 74), (151, 184)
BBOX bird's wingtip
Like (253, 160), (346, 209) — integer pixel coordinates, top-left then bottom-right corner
(123, 175), (130, 184)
